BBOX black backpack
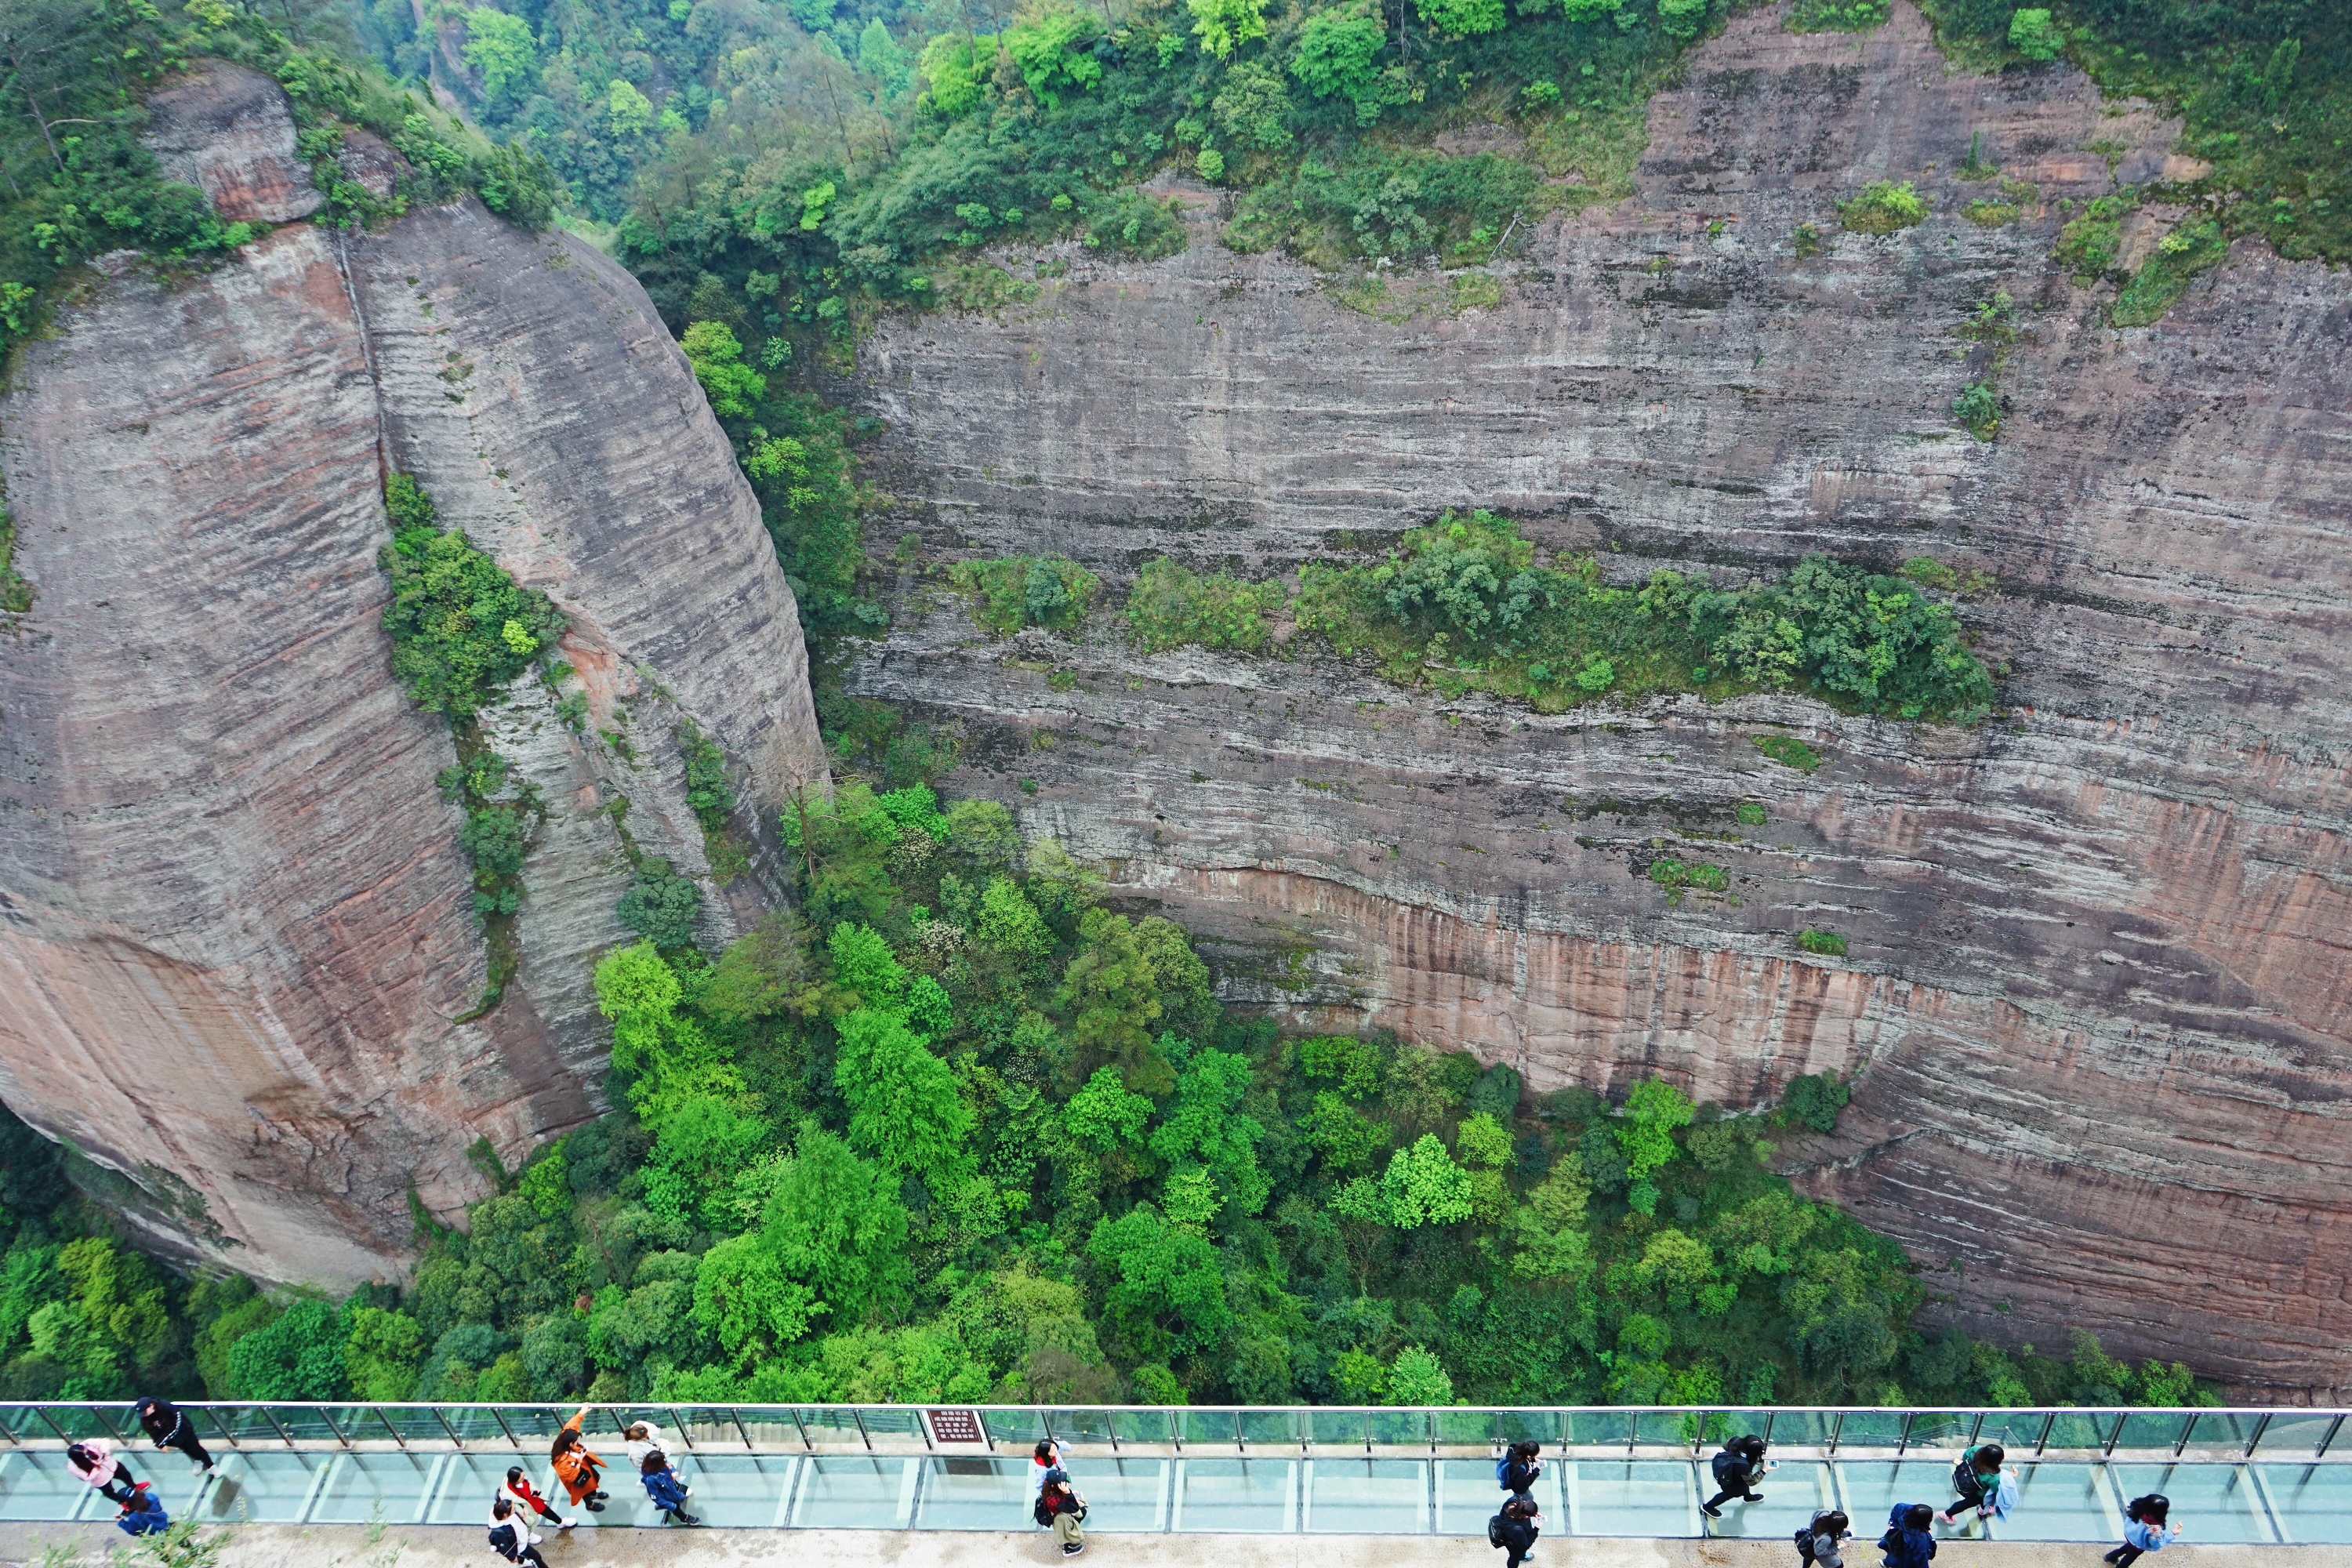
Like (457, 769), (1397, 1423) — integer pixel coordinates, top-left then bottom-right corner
(1488, 1513), (1507, 1548)
(1034, 1494), (1054, 1528)
(1796, 1526), (1819, 1563)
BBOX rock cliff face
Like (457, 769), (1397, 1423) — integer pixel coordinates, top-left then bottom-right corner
(843, 2), (2352, 1394)
(0, 64), (826, 1287)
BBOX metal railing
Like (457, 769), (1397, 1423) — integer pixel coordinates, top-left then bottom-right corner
(2, 1403), (2343, 1461)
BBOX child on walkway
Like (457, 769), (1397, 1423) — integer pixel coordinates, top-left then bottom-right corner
(2106, 1495), (2182, 1568)
(1881, 1504), (1938, 1568)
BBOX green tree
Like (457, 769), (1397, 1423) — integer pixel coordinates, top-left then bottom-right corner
(975, 878), (1054, 960)
(607, 78), (655, 136)
(857, 19), (910, 93)
(750, 1129), (913, 1326)
(828, 920), (907, 1004)
(225, 1298), (349, 1399)
(1210, 60), (1294, 151)
(1290, 2), (1386, 122)
(1413, 0), (1501, 34)
(1385, 1345), (1455, 1404)
(460, 7), (536, 101)
(680, 320), (767, 419)
(1004, 1), (1103, 109)
(1378, 1134), (1475, 1227)
(1149, 1049), (1269, 1214)
(617, 857), (702, 948)
(916, 33), (984, 117)
(1063, 1066), (1153, 1151)
(1187, 0), (1268, 57)
(379, 493), (565, 718)
(692, 1233), (822, 1364)
(1058, 909), (1174, 1091)
(344, 1306), (426, 1400)
(1504, 1154), (1595, 1283)
(834, 1007), (975, 1185)
(1085, 1204), (1232, 1359)
(2008, 6), (2061, 60)
(1615, 1080), (1695, 1180)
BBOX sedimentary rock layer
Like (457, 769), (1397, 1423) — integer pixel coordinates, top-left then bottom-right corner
(843, 2), (2352, 1393)
(0, 65), (825, 1284)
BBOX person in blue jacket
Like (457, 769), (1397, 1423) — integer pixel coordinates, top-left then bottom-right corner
(1881, 1503), (1938, 1568)
(2107, 1495), (2182, 1568)
(640, 1450), (699, 1526)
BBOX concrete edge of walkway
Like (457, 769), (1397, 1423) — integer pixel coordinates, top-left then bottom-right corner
(3, 1523), (2347, 1568)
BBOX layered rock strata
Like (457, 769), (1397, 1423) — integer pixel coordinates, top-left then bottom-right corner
(844, 2), (2352, 1394)
(0, 64), (825, 1285)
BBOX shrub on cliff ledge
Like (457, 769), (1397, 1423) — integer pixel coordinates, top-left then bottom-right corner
(1838, 180), (1927, 234)
(380, 475), (566, 719)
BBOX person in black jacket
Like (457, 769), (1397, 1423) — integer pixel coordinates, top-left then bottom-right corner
(488, 1498), (550, 1568)
(1702, 1434), (1771, 1518)
(1500, 1441), (1544, 1503)
(134, 1396), (216, 1476)
(1492, 1494), (1542, 1568)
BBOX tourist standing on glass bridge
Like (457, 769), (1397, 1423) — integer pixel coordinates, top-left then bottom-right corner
(1940, 1443), (2013, 1526)
(1490, 1495), (1542, 1568)
(552, 1406), (610, 1514)
(623, 1419), (673, 1472)
(1498, 1440), (1544, 1503)
(1797, 1508), (1852, 1568)
(1033, 1439), (1066, 1493)
(1880, 1504), (1939, 1568)
(1701, 1434), (1773, 1518)
(2106, 1494), (2182, 1568)
(135, 1395), (217, 1477)
(1036, 1469), (1087, 1556)
(64, 1438), (141, 1507)
(503, 1464), (575, 1530)
(488, 1497), (552, 1568)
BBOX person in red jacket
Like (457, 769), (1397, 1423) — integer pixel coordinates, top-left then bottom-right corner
(503, 1465), (573, 1530)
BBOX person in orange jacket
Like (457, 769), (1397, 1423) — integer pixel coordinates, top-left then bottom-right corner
(550, 1405), (610, 1513)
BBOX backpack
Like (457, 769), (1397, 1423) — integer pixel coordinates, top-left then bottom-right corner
(1796, 1526), (1819, 1563)
(1496, 1457), (1512, 1486)
(1488, 1514), (1507, 1549)
(1878, 1504), (1910, 1555)
(1035, 1494), (1056, 1529)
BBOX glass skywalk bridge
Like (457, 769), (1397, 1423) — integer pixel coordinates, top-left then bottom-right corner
(2, 1404), (2346, 1542)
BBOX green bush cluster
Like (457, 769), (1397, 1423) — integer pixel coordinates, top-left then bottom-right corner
(1126, 558), (1287, 653)
(1779, 1070), (1850, 1131)
(2108, 218), (2230, 326)
(1916, 0), (2347, 265)
(949, 556), (1102, 636)
(1648, 858), (1730, 903)
(1753, 735), (1824, 771)
(1796, 928), (1849, 958)
(1284, 511), (1994, 720)
(1838, 180), (1928, 234)
(1788, 0), (1892, 32)
(380, 477), (568, 720)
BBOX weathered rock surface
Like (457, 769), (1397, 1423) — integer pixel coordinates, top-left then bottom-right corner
(843, 2), (2352, 1394)
(143, 60), (322, 224)
(0, 64), (825, 1285)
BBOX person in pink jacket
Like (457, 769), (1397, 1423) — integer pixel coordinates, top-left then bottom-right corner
(65, 1439), (142, 1507)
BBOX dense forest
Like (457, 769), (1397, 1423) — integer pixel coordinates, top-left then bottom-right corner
(2, 0), (2339, 1413)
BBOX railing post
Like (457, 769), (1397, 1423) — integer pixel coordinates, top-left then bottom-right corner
(1762, 1411), (1776, 1447)
(373, 1409), (408, 1450)
(489, 1406), (521, 1450)
(432, 1406), (465, 1450)
(201, 1406), (241, 1451)
(1828, 1412), (1845, 1457)
(2033, 1413), (2056, 1457)
(1233, 1410), (1245, 1455)
(731, 1407), (754, 1453)
(669, 1406), (695, 1452)
(788, 1407), (811, 1454)
(256, 1406), (296, 1448)
(2103, 1412), (2128, 1458)
(1965, 1412), (1984, 1448)
(0, 1408), (19, 1446)
(1363, 1410), (1373, 1457)
(2172, 1414), (2197, 1458)
(2315, 1414), (2343, 1460)
(92, 1406), (129, 1444)
(2241, 1413), (2269, 1461)
(1171, 1409), (1182, 1455)
(851, 1407), (873, 1453)
(319, 1409), (351, 1450)
(34, 1407), (72, 1443)
(1896, 1413), (1915, 1455)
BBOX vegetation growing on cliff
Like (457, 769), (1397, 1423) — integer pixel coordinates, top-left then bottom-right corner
(0, 0), (555, 368)
(1099, 514), (1996, 722)
(115, 777), (2212, 1413)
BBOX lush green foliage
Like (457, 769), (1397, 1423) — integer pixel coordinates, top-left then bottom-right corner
(1795, 928), (1848, 958)
(1838, 179), (1926, 234)
(949, 555), (1102, 636)
(2108, 217), (2230, 326)
(1788, 0), (1890, 32)
(1126, 558), (1287, 653)
(0, 0), (555, 365)
(380, 477), (568, 720)
(1918, 0), (2349, 264)
(1279, 512), (1994, 720)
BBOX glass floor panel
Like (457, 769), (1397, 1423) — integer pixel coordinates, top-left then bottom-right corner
(1566, 1461), (1699, 1537)
(0, 1450), (102, 1522)
(1828, 1460), (1962, 1537)
(307, 1453), (439, 1525)
(2111, 1465), (2274, 1544)
(1702, 1461), (1838, 1540)
(419, 1454), (526, 1526)
(1987, 1463), (2122, 1542)
(206, 1450), (332, 1523)
(793, 1456), (917, 1529)
(2259, 1465), (2352, 1544)
(1304, 1459), (1426, 1534)
(1054, 1457), (1168, 1533)
(1174, 1459), (1296, 1533)
(913, 1458), (1031, 1531)
(1435, 1457), (1563, 1535)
